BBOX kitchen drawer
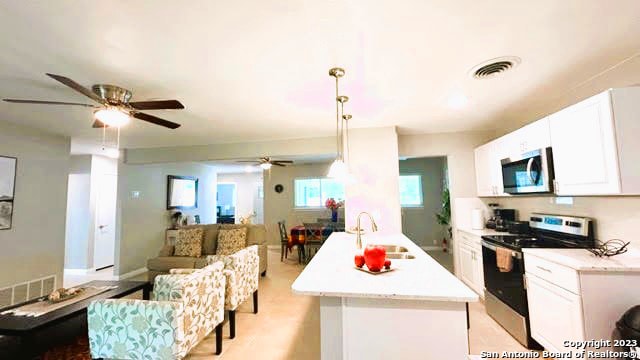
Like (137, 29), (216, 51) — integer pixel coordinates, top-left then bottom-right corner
(458, 231), (481, 249)
(525, 254), (580, 294)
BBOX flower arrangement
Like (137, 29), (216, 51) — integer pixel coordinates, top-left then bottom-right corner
(325, 198), (344, 210)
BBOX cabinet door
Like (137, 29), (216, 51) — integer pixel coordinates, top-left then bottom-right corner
(549, 91), (621, 195)
(458, 244), (476, 289)
(474, 143), (494, 196)
(526, 273), (585, 354)
(521, 117), (551, 153)
(489, 138), (507, 196)
(473, 246), (484, 296)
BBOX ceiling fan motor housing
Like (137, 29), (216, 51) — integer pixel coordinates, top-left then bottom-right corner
(92, 84), (132, 104)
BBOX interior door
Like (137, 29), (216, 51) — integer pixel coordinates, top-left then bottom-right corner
(94, 173), (117, 269)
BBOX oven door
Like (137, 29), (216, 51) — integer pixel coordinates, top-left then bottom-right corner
(501, 147), (554, 194)
(482, 241), (528, 315)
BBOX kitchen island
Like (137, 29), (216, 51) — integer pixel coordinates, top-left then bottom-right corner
(292, 232), (478, 359)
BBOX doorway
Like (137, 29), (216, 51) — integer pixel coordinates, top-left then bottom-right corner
(399, 156), (453, 273)
(217, 183), (237, 223)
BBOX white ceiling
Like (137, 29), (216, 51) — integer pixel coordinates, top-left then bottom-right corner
(1, 1), (640, 149)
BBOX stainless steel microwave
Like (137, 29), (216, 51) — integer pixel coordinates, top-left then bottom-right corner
(501, 147), (554, 194)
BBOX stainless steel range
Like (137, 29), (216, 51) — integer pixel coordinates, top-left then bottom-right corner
(481, 213), (594, 349)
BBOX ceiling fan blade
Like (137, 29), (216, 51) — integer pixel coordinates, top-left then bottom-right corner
(45, 73), (105, 104)
(3, 99), (96, 107)
(236, 161), (260, 163)
(92, 120), (108, 128)
(132, 112), (181, 129)
(272, 163), (287, 167)
(129, 100), (184, 110)
(272, 160), (294, 163)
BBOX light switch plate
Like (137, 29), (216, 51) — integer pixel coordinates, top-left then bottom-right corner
(130, 191), (140, 199)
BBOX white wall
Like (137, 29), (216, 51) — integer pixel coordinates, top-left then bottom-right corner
(263, 162), (342, 246)
(399, 157), (447, 248)
(65, 155), (92, 269)
(217, 172), (263, 223)
(345, 127), (402, 234)
(115, 162), (217, 275)
(0, 121), (69, 288)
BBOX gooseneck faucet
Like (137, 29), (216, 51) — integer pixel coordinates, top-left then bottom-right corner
(355, 212), (378, 249)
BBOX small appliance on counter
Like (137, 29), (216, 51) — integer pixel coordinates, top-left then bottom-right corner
(506, 220), (530, 235)
(485, 205), (517, 232)
(471, 209), (485, 230)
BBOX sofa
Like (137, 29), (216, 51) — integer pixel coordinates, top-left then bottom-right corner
(88, 261), (227, 358)
(147, 224), (268, 282)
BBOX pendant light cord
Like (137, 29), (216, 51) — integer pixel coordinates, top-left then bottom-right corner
(335, 76), (341, 160)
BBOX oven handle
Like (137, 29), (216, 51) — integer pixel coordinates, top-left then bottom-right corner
(482, 241), (523, 259)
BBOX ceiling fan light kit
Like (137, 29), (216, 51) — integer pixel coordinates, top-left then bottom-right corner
(94, 107), (130, 127)
(328, 67), (352, 180)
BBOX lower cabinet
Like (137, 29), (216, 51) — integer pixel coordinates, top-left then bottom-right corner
(526, 273), (585, 354)
(457, 231), (484, 296)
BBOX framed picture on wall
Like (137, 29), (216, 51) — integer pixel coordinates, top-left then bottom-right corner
(167, 175), (198, 210)
(0, 156), (17, 230)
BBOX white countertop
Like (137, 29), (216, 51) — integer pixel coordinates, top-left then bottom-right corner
(523, 248), (640, 272)
(457, 227), (504, 237)
(291, 232), (479, 302)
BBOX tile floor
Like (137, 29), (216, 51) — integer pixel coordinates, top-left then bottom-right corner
(64, 267), (117, 288)
(175, 248), (544, 359)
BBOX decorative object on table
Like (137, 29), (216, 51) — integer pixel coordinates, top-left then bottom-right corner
(194, 214), (201, 224)
(0, 156), (17, 230)
(170, 211), (183, 229)
(355, 265), (395, 275)
(274, 184), (284, 193)
(354, 254), (365, 268)
(47, 287), (84, 303)
(239, 211), (256, 225)
(327, 67), (353, 179)
(435, 188), (451, 252)
(167, 175), (198, 210)
(325, 197), (344, 222)
(587, 239), (630, 257)
(363, 244), (386, 272)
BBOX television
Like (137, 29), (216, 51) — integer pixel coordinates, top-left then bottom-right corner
(167, 175), (198, 210)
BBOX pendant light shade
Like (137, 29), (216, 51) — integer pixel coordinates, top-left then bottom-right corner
(327, 159), (347, 179)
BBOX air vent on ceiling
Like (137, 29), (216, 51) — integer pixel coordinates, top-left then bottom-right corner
(470, 56), (521, 79)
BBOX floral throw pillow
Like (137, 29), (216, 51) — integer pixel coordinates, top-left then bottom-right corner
(175, 228), (203, 257)
(216, 228), (247, 255)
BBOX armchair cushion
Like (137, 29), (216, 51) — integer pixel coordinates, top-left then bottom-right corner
(207, 245), (259, 310)
(88, 299), (186, 359)
(174, 228), (203, 257)
(216, 228), (247, 255)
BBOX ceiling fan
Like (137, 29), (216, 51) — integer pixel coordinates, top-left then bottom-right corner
(237, 157), (293, 170)
(3, 73), (183, 129)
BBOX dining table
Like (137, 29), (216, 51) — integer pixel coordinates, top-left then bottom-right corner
(288, 224), (345, 252)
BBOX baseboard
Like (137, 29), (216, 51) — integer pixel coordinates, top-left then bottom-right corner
(116, 267), (148, 280)
(421, 246), (442, 251)
(64, 268), (97, 275)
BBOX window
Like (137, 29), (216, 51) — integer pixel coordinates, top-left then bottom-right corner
(294, 178), (345, 208)
(399, 174), (423, 207)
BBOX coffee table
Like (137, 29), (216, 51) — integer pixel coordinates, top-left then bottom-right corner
(0, 280), (151, 359)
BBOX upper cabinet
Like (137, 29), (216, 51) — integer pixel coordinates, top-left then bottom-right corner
(550, 88), (640, 195)
(475, 87), (640, 197)
(475, 138), (508, 197)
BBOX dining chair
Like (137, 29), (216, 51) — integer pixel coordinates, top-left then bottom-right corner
(303, 222), (325, 263)
(278, 221), (289, 262)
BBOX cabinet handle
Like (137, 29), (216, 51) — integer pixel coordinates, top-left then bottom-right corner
(536, 265), (552, 273)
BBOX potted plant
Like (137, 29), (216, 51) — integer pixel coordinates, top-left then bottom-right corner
(435, 188), (451, 252)
(325, 198), (344, 223)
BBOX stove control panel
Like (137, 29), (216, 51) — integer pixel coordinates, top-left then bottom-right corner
(529, 213), (592, 237)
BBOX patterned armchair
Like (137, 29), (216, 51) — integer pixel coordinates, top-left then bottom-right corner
(87, 262), (226, 359)
(206, 245), (259, 339)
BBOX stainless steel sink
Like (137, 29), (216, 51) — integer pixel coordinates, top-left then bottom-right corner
(386, 253), (416, 259)
(375, 245), (409, 253)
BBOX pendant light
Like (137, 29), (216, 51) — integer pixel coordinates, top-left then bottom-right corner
(328, 67), (350, 179)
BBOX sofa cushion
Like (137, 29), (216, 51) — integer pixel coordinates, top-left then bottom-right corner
(202, 226), (220, 255)
(147, 256), (199, 272)
(216, 228), (247, 255)
(219, 224), (266, 246)
(175, 228), (203, 257)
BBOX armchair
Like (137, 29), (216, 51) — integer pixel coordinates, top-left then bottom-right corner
(88, 262), (226, 359)
(206, 245), (259, 339)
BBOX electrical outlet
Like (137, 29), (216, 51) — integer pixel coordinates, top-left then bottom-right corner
(130, 191), (140, 199)
(433, 239), (437, 245)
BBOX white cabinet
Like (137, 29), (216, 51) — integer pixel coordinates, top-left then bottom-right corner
(456, 231), (484, 296)
(526, 273), (585, 355)
(474, 139), (508, 197)
(507, 117), (551, 156)
(549, 91), (620, 195)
